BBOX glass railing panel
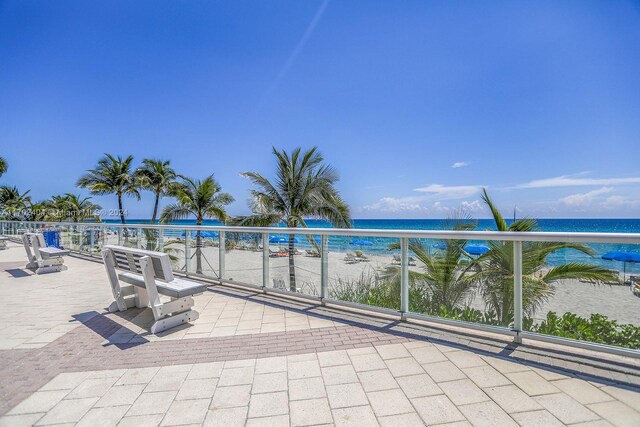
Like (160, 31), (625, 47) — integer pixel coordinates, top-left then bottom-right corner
(224, 231), (263, 286)
(522, 239), (640, 350)
(405, 238), (512, 330)
(181, 229), (220, 278)
(327, 234), (401, 310)
(266, 233), (322, 295)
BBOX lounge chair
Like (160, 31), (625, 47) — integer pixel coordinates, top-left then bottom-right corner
(354, 250), (369, 262)
(102, 245), (207, 334)
(269, 246), (288, 257)
(22, 232), (69, 274)
(392, 254), (401, 265)
(409, 256), (417, 266)
(344, 252), (359, 264)
(305, 249), (320, 257)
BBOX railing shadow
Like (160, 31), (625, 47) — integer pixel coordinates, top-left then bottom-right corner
(208, 286), (640, 390)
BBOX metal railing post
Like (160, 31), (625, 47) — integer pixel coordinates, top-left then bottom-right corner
(262, 233), (269, 290)
(185, 231), (191, 276)
(117, 227), (122, 246)
(400, 237), (409, 318)
(513, 240), (523, 343)
(321, 235), (329, 302)
(219, 231), (225, 280)
(158, 228), (164, 251)
(136, 227), (141, 249)
(89, 227), (95, 256)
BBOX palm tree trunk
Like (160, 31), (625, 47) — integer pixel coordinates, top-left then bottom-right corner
(289, 234), (296, 292)
(196, 228), (203, 275)
(151, 192), (160, 224)
(118, 194), (126, 224)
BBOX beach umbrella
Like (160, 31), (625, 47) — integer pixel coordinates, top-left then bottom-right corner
(465, 244), (489, 256)
(601, 251), (640, 283)
(269, 236), (299, 244)
(433, 242), (447, 250)
(181, 230), (219, 239)
(349, 239), (373, 246)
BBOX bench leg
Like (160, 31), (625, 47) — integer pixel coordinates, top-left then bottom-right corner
(134, 287), (150, 308)
(150, 310), (200, 334)
(34, 265), (68, 274)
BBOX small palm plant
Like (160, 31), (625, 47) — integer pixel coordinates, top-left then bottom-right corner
(160, 175), (233, 275)
(240, 147), (351, 291)
(134, 159), (177, 224)
(77, 154), (139, 224)
(469, 189), (618, 326)
(384, 212), (477, 313)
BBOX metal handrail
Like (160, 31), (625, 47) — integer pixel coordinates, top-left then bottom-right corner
(1, 219), (639, 244)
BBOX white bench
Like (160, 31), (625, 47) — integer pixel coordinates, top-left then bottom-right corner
(22, 233), (69, 274)
(0, 236), (8, 250)
(102, 245), (208, 334)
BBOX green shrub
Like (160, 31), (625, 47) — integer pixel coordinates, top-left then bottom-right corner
(531, 311), (640, 349)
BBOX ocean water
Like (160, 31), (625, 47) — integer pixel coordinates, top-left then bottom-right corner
(108, 218), (640, 273)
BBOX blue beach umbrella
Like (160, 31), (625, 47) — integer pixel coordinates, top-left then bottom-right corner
(269, 236), (299, 244)
(181, 230), (219, 239)
(602, 251), (640, 282)
(465, 244), (489, 256)
(433, 242), (447, 250)
(350, 239), (373, 246)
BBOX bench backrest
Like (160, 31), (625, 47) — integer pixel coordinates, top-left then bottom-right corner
(22, 232), (46, 260)
(103, 245), (174, 282)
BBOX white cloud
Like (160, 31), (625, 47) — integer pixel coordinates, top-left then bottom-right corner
(451, 161), (469, 168)
(516, 173), (640, 189)
(460, 200), (482, 211)
(363, 196), (428, 213)
(412, 184), (483, 200)
(558, 187), (613, 207)
(601, 195), (640, 210)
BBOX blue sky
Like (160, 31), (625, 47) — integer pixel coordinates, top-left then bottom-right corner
(1, 0), (639, 220)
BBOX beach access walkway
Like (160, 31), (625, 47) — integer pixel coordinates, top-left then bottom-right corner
(1, 240), (639, 426)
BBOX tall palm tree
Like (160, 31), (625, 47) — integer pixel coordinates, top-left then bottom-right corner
(0, 185), (31, 220)
(470, 189), (617, 326)
(134, 159), (177, 224)
(241, 147), (351, 291)
(76, 154), (139, 224)
(160, 175), (233, 275)
(0, 157), (7, 177)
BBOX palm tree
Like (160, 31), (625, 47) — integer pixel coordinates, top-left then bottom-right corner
(469, 189), (617, 326)
(59, 193), (102, 222)
(76, 154), (139, 224)
(134, 159), (177, 224)
(0, 185), (31, 220)
(385, 213), (477, 313)
(160, 175), (233, 275)
(241, 147), (351, 291)
(0, 157), (7, 177)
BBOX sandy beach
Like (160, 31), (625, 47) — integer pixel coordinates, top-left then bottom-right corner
(179, 244), (640, 326)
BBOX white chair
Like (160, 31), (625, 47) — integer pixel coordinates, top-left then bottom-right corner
(102, 245), (208, 334)
(22, 233), (69, 274)
(344, 252), (359, 264)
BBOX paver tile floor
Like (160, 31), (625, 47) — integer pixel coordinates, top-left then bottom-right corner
(1, 241), (639, 426)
